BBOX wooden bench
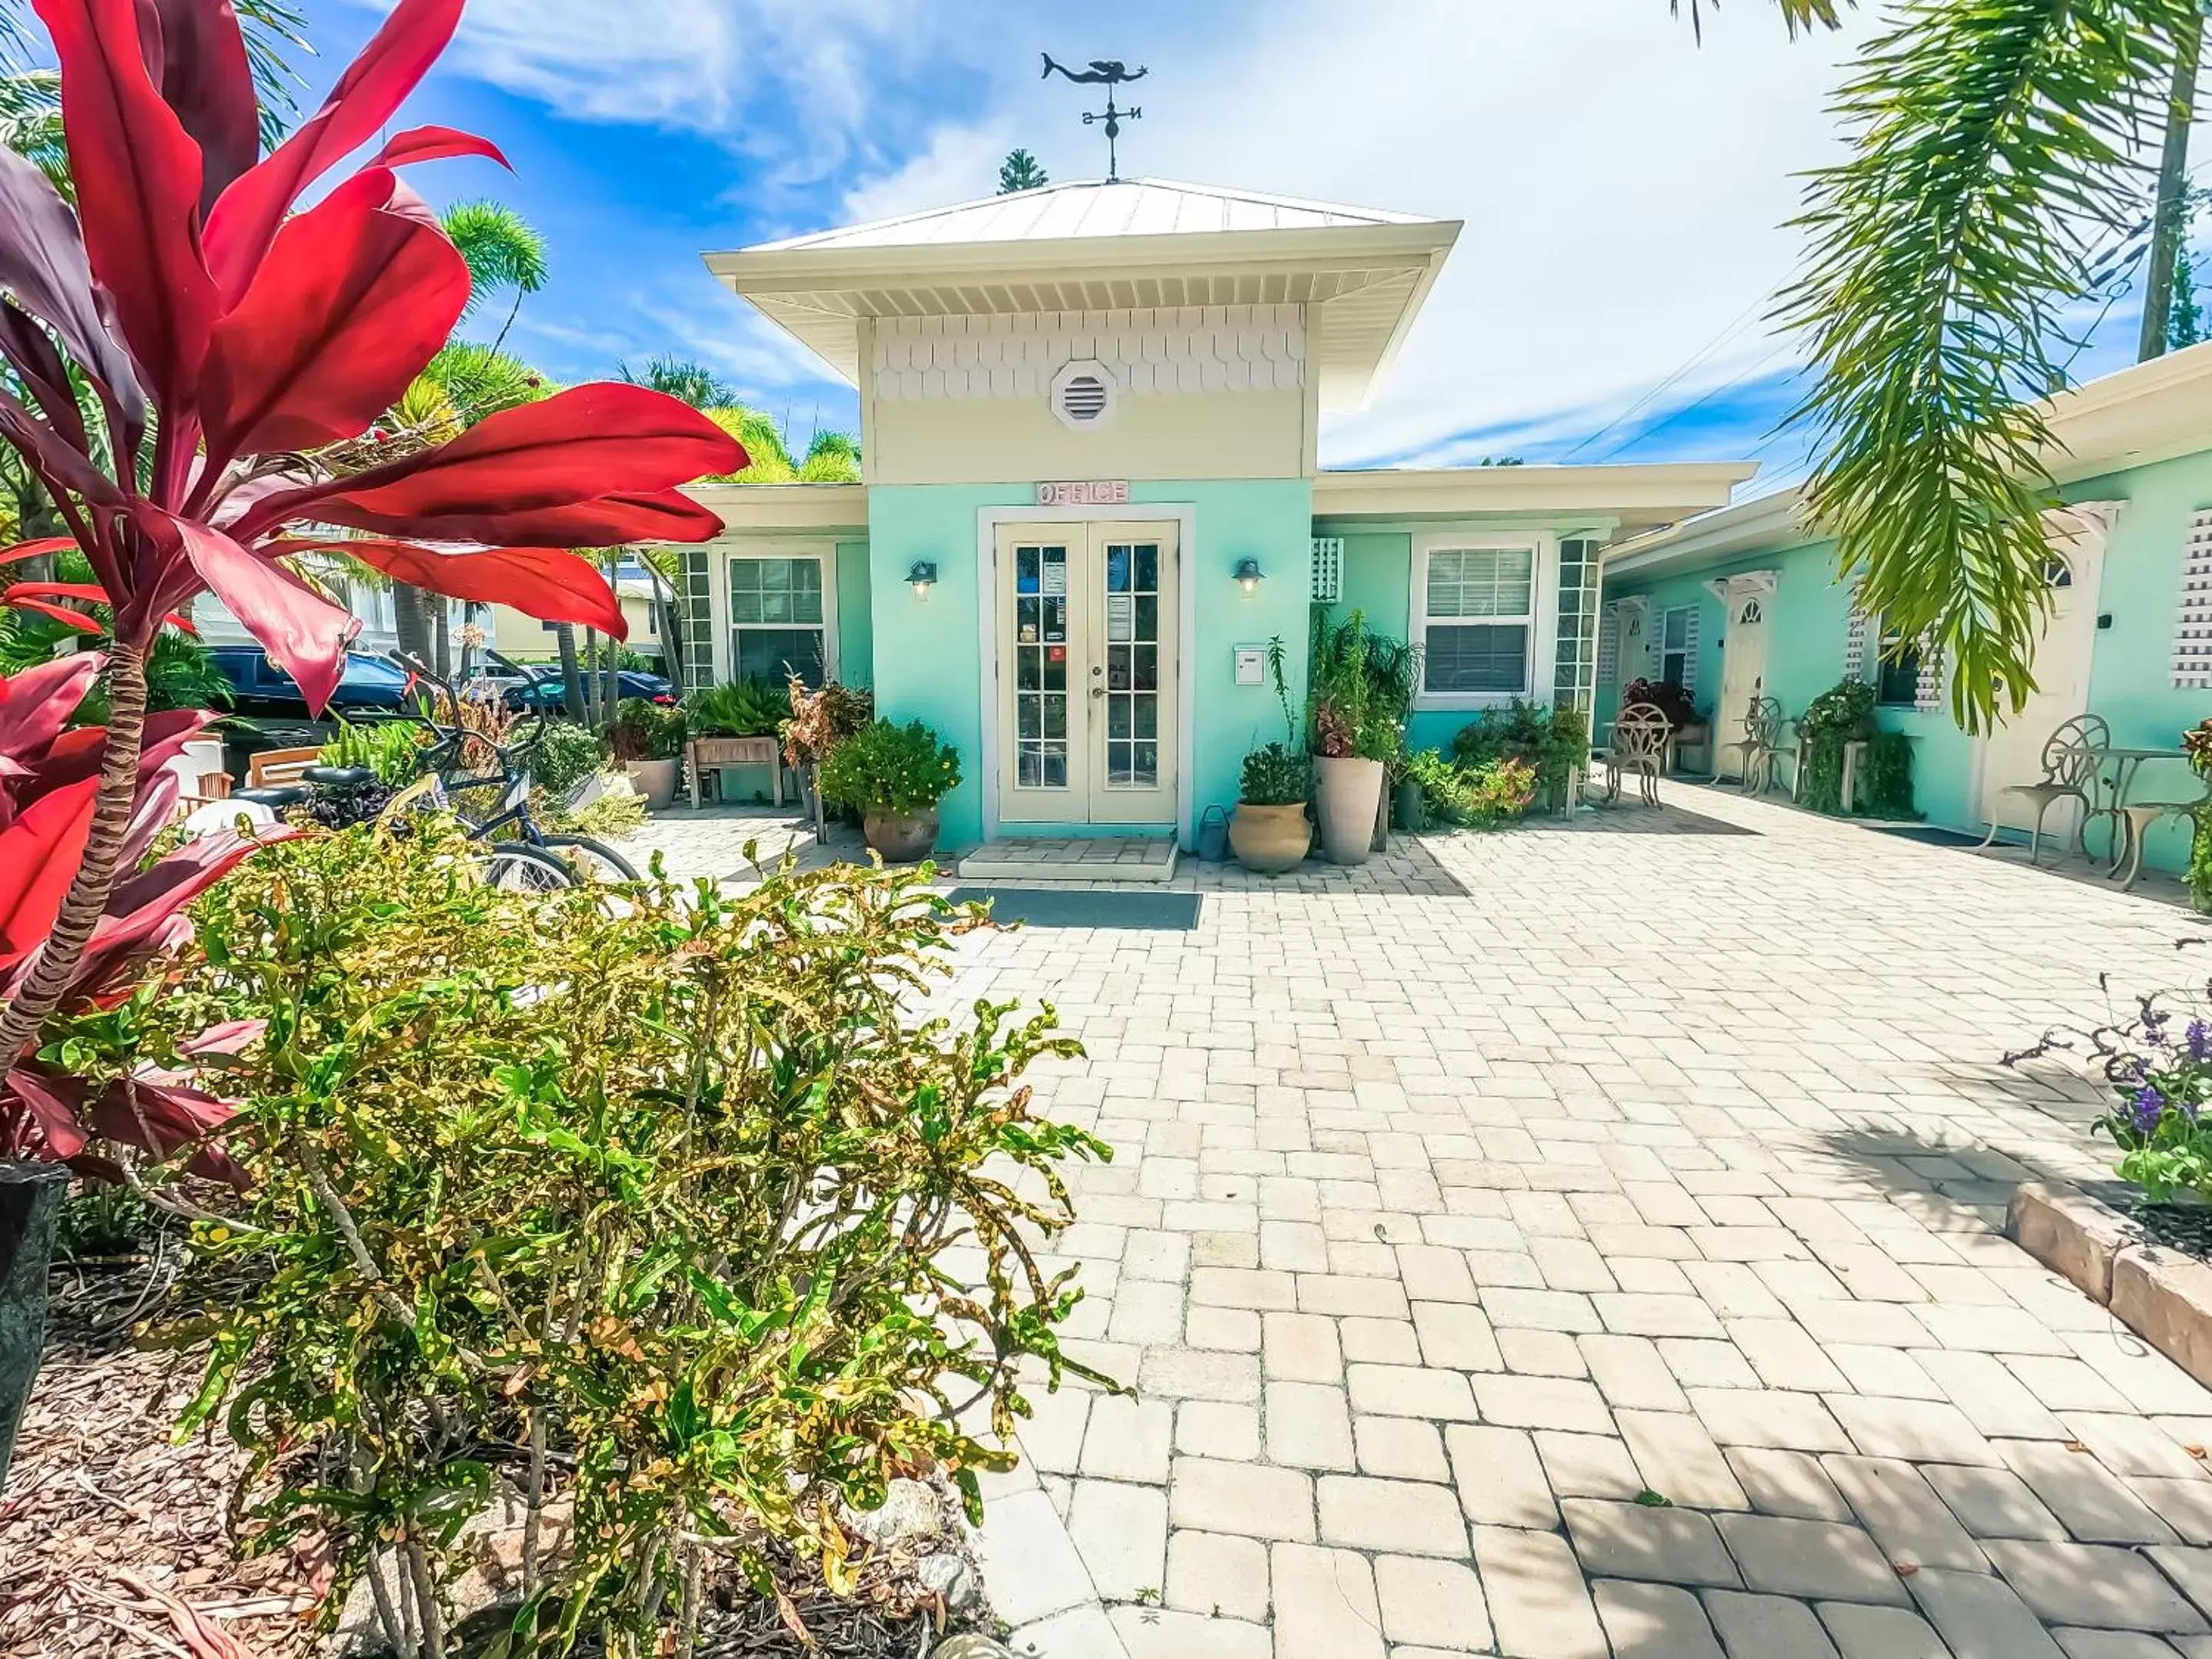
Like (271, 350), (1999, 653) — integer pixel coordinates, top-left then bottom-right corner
(685, 735), (786, 810)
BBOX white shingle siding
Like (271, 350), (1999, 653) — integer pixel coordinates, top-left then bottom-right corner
(872, 306), (1306, 401)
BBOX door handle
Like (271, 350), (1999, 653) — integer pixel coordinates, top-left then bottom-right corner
(1090, 687), (1105, 699)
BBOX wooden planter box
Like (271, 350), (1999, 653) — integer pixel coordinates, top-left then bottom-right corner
(686, 735), (786, 809)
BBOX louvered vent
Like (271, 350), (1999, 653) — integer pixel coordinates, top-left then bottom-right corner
(1049, 359), (1116, 429)
(2177, 508), (2212, 687)
(1310, 538), (1344, 604)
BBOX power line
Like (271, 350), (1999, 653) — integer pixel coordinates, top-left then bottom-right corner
(1561, 287), (1779, 461)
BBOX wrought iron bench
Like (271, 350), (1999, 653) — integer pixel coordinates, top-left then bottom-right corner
(1724, 697), (1792, 796)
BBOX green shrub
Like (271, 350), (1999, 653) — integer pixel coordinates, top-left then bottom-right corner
(1404, 748), (1538, 826)
(817, 718), (961, 816)
(1309, 610), (1417, 763)
(1239, 743), (1313, 806)
(114, 823), (1105, 1654)
(1795, 679), (1916, 819)
(606, 696), (686, 761)
(527, 718), (608, 799)
(1451, 700), (1586, 807)
(687, 677), (793, 738)
(319, 716), (426, 786)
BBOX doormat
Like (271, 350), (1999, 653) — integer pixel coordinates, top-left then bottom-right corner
(946, 886), (1204, 931)
(1867, 824), (2010, 848)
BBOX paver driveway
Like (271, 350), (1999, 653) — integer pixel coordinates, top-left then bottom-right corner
(647, 789), (2212, 1659)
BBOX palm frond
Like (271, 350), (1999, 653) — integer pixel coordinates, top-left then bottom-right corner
(697, 404), (796, 481)
(622, 356), (742, 411)
(420, 342), (553, 426)
(1777, 0), (2196, 730)
(440, 200), (550, 322)
(1671, 0), (1849, 40)
(0, 69), (66, 200)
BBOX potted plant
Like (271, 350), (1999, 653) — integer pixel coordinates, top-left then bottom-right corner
(1230, 743), (1314, 872)
(1308, 611), (1416, 866)
(817, 718), (962, 862)
(608, 697), (686, 810)
(684, 680), (794, 806)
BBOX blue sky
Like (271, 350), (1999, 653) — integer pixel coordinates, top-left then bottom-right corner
(310, 0), (2182, 494)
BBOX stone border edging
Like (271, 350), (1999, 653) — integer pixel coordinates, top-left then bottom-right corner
(2011, 1182), (2212, 1389)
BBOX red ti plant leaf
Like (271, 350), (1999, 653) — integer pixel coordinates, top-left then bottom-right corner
(201, 167), (471, 462)
(305, 487), (730, 550)
(33, 0), (219, 404)
(0, 538), (81, 569)
(293, 539), (628, 637)
(5, 1065), (91, 1158)
(142, 509), (357, 711)
(0, 777), (98, 972)
(202, 0), (464, 303)
(369, 125), (512, 171)
(0, 652), (102, 776)
(2, 594), (104, 632)
(0, 148), (145, 419)
(147, 0), (259, 215)
(234, 383), (746, 538)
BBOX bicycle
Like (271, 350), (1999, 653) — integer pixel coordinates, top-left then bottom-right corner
(385, 651), (641, 889)
(231, 651), (641, 890)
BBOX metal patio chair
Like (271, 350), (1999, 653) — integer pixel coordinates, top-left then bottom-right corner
(1724, 697), (1791, 796)
(1602, 704), (1672, 806)
(1975, 714), (2111, 866)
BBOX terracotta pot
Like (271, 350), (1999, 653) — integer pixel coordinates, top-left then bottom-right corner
(1229, 801), (1311, 874)
(864, 807), (939, 863)
(624, 757), (677, 812)
(0, 1162), (67, 1492)
(1315, 756), (1386, 866)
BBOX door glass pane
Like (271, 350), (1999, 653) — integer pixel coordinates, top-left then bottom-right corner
(1102, 541), (1162, 790)
(1015, 545), (1071, 792)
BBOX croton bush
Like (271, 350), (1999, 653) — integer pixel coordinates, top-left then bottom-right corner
(65, 826), (1112, 1654)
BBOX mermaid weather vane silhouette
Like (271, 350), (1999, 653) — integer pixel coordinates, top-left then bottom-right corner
(1041, 55), (1147, 184)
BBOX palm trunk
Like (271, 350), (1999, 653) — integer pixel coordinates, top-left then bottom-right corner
(432, 602), (451, 680)
(392, 583), (435, 670)
(0, 645), (147, 1068)
(2141, 17), (2205, 362)
(554, 624), (585, 720)
(599, 556), (621, 717)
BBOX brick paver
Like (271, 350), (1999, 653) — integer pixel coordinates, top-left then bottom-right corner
(630, 790), (2212, 1657)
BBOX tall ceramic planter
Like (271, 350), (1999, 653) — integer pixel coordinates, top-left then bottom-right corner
(1315, 757), (1386, 866)
(0, 1163), (67, 1491)
(625, 757), (677, 812)
(865, 807), (939, 863)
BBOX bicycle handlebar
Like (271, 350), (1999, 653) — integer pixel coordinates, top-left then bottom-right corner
(384, 649), (552, 778)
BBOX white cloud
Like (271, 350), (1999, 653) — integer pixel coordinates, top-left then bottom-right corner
(835, 0), (1876, 467)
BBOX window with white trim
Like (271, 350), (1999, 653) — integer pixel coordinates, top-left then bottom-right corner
(728, 555), (829, 687)
(1659, 605), (1696, 691)
(1417, 543), (1536, 700)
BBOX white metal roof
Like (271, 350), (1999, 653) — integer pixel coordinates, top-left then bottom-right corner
(749, 178), (1434, 253)
(706, 178), (1460, 412)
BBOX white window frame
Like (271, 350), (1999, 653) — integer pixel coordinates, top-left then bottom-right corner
(720, 547), (839, 687)
(1659, 604), (1694, 688)
(1411, 531), (1551, 710)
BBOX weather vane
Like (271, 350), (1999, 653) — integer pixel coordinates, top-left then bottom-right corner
(1041, 55), (1147, 184)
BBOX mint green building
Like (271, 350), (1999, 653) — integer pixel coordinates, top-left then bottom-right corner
(672, 178), (1747, 856)
(1596, 346), (2212, 874)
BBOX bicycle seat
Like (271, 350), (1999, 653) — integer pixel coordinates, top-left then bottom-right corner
(303, 765), (379, 789)
(232, 785), (307, 809)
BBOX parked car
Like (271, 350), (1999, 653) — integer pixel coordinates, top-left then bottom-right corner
(206, 646), (416, 719)
(503, 668), (677, 710)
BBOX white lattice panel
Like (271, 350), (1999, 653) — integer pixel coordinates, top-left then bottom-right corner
(1597, 601), (1621, 688)
(1843, 581), (1870, 683)
(2177, 508), (2212, 688)
(1916, 644), (1945, 714)
(871, 306), (1306, 402)
(1677, 607), (1701, 698)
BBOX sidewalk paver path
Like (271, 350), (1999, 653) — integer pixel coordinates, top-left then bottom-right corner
(641, 788), (2212, 1657)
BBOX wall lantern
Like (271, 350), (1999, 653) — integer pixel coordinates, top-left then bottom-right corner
(908, 561), (939, 600)
(1233, 558), (1264, 595)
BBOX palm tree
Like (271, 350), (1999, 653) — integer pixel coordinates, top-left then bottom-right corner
(999, 147), (1048, 193)
(621, 355), (741, 410)
(441, 200), (550, 356)
(1700, 0), (2204, 729)
(800, 429), (863, 483)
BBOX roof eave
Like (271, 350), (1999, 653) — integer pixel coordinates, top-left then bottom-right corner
(1313, 461), (1755, 527)
(684, 482), (870, 534)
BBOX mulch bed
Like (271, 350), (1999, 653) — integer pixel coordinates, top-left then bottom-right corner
(1, 1251), (992, 1659)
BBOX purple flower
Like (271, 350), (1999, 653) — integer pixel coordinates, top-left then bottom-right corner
(2133, 1085), (2168, 1134)
(2188, 1020), (2211, 1063)
(2145, 1010), (2174, 1047)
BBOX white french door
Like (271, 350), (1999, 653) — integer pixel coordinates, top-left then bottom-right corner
(995, 522), (1181, 826)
